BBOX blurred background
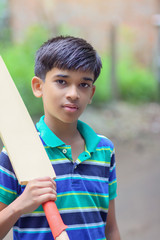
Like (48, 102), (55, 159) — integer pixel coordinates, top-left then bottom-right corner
(0, 0), (160, 239)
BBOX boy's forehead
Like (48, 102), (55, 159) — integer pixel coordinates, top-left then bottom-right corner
(47, 68), (94, 81)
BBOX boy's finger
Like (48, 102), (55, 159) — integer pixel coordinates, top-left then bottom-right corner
(28, 177), (56, 189)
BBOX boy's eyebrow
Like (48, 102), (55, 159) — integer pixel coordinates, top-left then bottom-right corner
(83, 77), (94, 82)
(55, 74), (94, 82)
(55, 74), (69, 78)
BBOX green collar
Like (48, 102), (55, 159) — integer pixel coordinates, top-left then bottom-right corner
(36, 116), (100, 153)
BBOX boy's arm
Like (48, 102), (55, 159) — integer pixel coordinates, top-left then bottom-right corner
(0, 177), (57, 239)
(105, 199), (121, 240)
(0, 201), (22, 239)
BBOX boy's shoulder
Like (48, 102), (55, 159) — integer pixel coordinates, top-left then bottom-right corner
(97, 134), (114, 150)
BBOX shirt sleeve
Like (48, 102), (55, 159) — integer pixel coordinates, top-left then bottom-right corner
(109, 148), (117, 200)
(0, 148), (19, 205)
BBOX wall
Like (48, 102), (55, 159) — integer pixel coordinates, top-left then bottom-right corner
(9, 0), (159, 65)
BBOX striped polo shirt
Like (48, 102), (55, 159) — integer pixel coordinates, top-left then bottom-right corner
(0, 116), (117, 240)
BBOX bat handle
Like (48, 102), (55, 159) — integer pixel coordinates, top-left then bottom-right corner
(42, 201), (68, 239)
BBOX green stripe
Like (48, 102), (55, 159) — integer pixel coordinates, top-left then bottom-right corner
(58, 191), (108, 198)
(0, 184), (17, 195)
(96, 147), (113, 152)
(58, 146), (71, 149)
(97, 238), (106, 240)
(56, 193), (109, 210)
(109, 180), (117, 186)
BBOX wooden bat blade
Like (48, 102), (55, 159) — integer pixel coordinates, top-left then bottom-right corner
(0, 56), (56, 184)
(0, 56), (69, 239)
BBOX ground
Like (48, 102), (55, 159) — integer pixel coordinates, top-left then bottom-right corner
(1, 102), (160, 240)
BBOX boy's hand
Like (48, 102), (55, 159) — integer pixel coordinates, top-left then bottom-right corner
(16, 177), (57, 215)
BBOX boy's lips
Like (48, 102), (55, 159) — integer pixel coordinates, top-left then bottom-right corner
(63, 104), (79, 112)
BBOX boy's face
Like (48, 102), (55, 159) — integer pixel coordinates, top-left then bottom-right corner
(32, 68), (95, 125)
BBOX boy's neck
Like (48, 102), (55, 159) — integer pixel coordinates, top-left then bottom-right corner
(44, 116), (80, 145)
(44, 115), (85, 161)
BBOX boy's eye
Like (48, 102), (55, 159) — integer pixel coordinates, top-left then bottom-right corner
(56, 80), (66, 85)
(80, 83), (90, 88)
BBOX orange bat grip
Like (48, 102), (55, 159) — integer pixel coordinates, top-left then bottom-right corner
(42, 201), (67, 239)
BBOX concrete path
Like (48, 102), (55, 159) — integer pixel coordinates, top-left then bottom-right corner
(115, 133), (160, 240)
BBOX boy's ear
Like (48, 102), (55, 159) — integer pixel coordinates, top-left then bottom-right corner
(31, 76), (43, 98)
(89, 85), (96, 104)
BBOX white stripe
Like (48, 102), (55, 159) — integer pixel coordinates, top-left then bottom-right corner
(111, 149), (115, 157)
(13, 226), (50, 233)
(68, 221), (105, 229)
(110, 162), (116, 172)
(21, 212), (45, 218)
(80, 174), (108, 182)
(97, 134), (108, 140)
(0, 165), (16, 179)
(82, 161), (110, 167)
(56, 174), (108, 182)
(2, 148), (8, 155)
(51, 158), (110, 167)
(51, 159), (69, 165)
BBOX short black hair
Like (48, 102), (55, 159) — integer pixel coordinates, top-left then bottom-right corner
(34, 36), (102, 82)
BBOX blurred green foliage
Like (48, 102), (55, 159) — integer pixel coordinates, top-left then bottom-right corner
(94, 54), (157, 103)
(118, 57), (157, 102)
(94, 55), (111, 103)
(0, 25), (158, 117)
(0, 26), (50, 116)
(117, 25), (158, 103)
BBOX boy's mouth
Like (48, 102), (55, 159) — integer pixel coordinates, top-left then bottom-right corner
(63, 104), (79, 112)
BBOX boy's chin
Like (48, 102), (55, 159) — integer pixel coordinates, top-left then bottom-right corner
(61, 118), (79, 124)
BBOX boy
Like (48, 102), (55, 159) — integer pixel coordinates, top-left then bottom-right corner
(0, 36), (121, 240)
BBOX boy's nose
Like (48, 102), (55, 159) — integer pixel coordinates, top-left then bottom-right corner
(66, 85), (80, 101)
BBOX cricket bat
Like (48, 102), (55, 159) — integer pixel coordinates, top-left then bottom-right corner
(0, 56), (68, 239)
